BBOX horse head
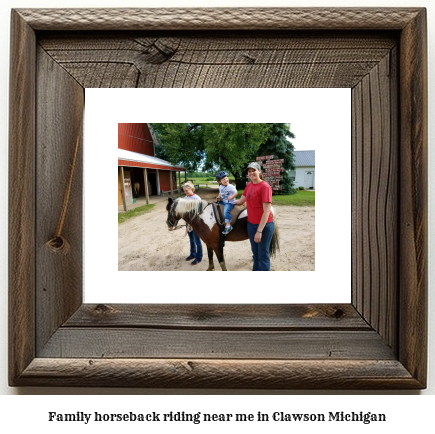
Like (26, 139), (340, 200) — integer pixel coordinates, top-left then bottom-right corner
(166, 198), (180, 230)
(166, 197), (208, 230)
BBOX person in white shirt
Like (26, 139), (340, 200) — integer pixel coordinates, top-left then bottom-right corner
(182, 181), (203, 265)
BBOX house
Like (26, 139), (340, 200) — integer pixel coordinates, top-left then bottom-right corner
(118, 123), (186, 210)
(289, 150), (315, 189)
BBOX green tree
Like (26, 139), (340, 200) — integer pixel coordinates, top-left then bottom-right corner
(152, 123), (271, 189)
(151, 123), (205, 172)
(257, 123), (297, 195)
(202, 123), (271, 189)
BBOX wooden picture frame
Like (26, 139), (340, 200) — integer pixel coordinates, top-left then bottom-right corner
(9, 8), (427, 389)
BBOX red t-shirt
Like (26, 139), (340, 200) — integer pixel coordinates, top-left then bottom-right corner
(243, 181), (273, 224)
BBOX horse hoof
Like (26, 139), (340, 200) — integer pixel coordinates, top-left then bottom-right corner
(206, 267), (214, 271)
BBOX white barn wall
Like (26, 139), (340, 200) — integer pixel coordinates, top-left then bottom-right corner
(294, 166), (315, 189)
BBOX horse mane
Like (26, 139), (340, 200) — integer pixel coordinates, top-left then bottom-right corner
(174, 198), (208, 219)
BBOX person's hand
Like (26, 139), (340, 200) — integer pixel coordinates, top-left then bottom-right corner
(254, 231), (262, 243)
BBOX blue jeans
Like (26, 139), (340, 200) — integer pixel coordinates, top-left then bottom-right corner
(221, 202), (235, 224)
(247, 220), (275, 271)
(188, 229), (203, 261)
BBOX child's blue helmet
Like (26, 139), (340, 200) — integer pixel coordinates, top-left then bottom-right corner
(216, 171), (229, 182)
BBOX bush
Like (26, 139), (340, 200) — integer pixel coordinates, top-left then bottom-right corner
(298, 186), (305, 190)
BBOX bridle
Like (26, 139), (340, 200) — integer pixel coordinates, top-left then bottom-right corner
(166, 200), (213, 231)
(166, 202), (187, 231)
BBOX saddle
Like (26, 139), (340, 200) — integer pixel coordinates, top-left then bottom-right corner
(214, 203), (247, 227)
(210, 202), (244, 253)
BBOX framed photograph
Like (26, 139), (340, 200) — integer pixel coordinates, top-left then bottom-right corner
(9, 8), (427, 388)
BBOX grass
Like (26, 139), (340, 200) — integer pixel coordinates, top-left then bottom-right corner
(235, 189), (315, 207)
(178, 180), (315, 207)
(185, 178), (315, 206)
(185, 177), (220, 187)
(273, 190), (315, 207)
(183, 177), (236, 187)
(118, 203), (156, 224)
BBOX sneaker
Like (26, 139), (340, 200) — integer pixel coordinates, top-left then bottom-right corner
(185, 255), (195, 261)
(191, 259), (202, 265)
(222, 226), (233, 235)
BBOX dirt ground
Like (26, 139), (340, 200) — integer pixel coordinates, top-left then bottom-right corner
(118, 187), (315, 271)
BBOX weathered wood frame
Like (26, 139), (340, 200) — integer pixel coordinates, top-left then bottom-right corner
(9, 8), (427, 388)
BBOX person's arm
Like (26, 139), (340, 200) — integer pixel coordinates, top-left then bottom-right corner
(227, 185), (238, 201)
(228, 191), (237, 201)
(254, 202), (272, 243)
(235, 195), (246, 206)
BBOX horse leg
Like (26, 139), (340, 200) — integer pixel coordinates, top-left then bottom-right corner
(206, 245), (215, 271)
(212, 244), (227, 271)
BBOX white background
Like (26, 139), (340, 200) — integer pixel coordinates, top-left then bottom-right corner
(0, 0), (434, 422)
(85, 88), (351, 303)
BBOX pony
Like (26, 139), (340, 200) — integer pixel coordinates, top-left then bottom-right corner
(166, 197), (280, 271)
(133, 182), (140, 196)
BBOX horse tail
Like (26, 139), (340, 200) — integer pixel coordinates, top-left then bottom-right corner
(269, 207), (280, 258)
(269, 217), (280, 258)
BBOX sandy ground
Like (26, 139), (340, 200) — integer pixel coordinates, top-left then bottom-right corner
(118, 187), (315, 271)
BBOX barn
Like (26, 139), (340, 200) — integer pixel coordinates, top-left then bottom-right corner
(118, 123), (186, 210)
(289, 150), (315, 189)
